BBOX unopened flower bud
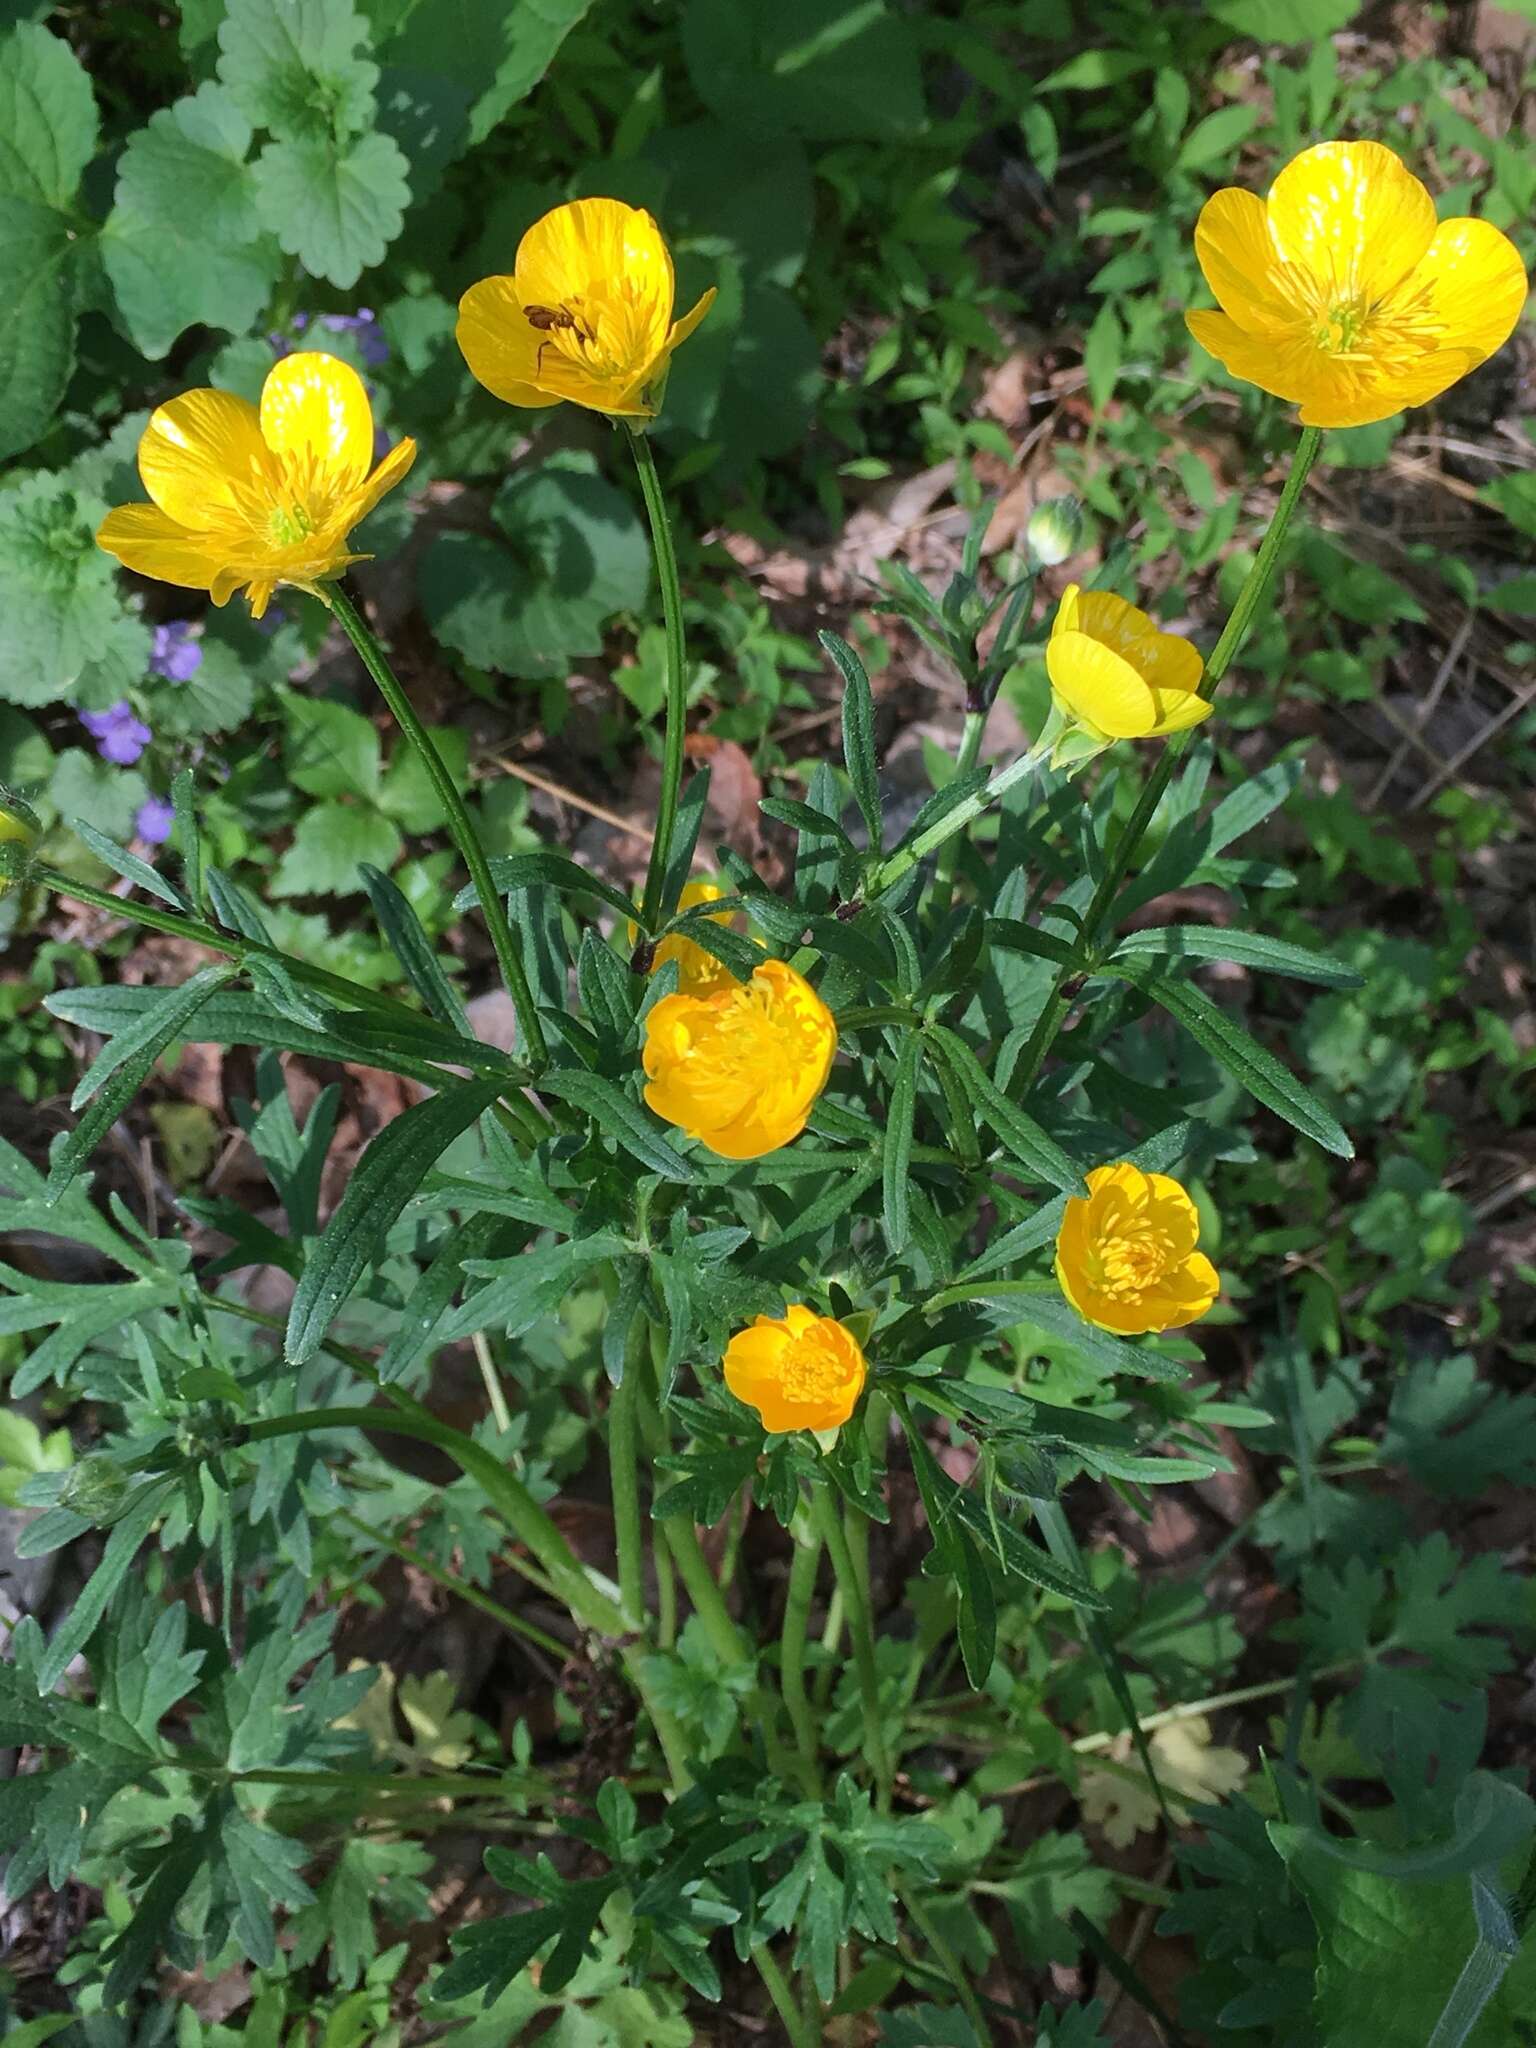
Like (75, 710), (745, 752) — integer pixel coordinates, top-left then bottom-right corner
(1025, 495), (1083, 568)
(0, 788), (39, 895)
(58, 1453), (132, 1525)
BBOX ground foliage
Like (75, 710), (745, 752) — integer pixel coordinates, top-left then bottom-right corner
(1, 0), (1535, 2044)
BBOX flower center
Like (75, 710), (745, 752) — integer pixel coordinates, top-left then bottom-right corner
(1095, 1221), (1177, 1300)
(779, 1332), (847, 1404)
(1316, 300), (1367, 354)
(266, 501), (315, 546)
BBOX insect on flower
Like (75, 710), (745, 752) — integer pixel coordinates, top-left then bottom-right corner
(458, 198), (716, 420)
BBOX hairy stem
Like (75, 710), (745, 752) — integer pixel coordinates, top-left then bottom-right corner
(325, 584), (548, 1070)
(811, 1485), (892, 1806)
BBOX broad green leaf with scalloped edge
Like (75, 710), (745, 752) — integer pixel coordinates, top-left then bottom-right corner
(217, 0), (379, 140)
(251, 127), (408, 287)
(0, 476), (140, 707)
(0, 24), (98, 205)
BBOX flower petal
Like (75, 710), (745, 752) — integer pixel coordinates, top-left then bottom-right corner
(1193, 186), (1299, 334)
(456, 274), (562, 409)
(516, 197), (674, 328)
(339, 435), (418, 531)
(137, 388), (267, 530)
(260, 352), (375, 495)
(1047, 631), (1159, 739)
(1265, 140), (1437, 304)
(666, 285), (717, 355)
(1186, 308), (1321, 403)
(1414, 216), (1528, 364)
(96, 502), (225, 595)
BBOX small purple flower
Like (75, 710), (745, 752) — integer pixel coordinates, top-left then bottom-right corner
(134, 797), (176, 845)
(150, 621), (202, 683)
(81, 701), (152, 767)
(270, 308), (389, 370)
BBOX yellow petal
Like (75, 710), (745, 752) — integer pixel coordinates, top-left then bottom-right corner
(1414, 216), (1528, 364)
(260, 352), (375, 495)
(456, 274), (562, 409)
(666, 286), (717, 354)
(1047, 631), (1160, 739)
(96, 502), (224, 594)
(339, 435), (418, 532)
(137, 388), (267, 530)
(1147, 690), (1214, 737)
(517, 197), (674, 331)
(1186, 308), (1322, 404)
(1193, 186), (1299, 335)
(1266, 140), (1437, 303)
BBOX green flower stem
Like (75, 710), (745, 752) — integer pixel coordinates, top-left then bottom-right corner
(810, 1485), (892, 1806)
(864, 735), (1054, 901)
(325, 584), (548, 1072)
(814, 1584), (845, 1707)
(899, 1882), (996, 2047)
(609, 1334), (646, 1632)
(752, 1944), (820, 2048)
(929, 706), (988, 919)
(659, 1517), (749, 1668)
(240, 1407), (626, 1637)
(627, 425), (689, 932)
(1007, 425), (1322, 1100)
(779, 1514), (824, 1798)
(334, 1507), (570, 1661)
(654, 1521), (677, 1650)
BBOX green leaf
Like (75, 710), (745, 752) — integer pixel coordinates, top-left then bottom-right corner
(1038, 48), (1152, 89)
(384, 0), (595, 148)
(102, 84), (282, 360)
(759, 796), (857, 849)
(882, 1032), (921, 1254)
(1109, 925), (1361, 988)
(1130, 968), (1353, 1158)
(1174, 103), (1258, 172)
(361, 864), (468, 1032)
(0, 195), (76, 460)
(923, 1025), (1084, 1196)
(824, 629), (882, 850)
(217, 0), (379, 140)
(538, 1066), (698, 1183)
(445, 1233), (627, 1343)
(47, 966), (239, 1204)
(252, 128), (409, 289)
(1207, 0), (1361, 43)
(35, 1479), (178, 1693)
(0, 475), (141, 706)
(0, 23), (98, 207)
(65, 816), (191, 914)
(682, 0), (925, 141)
(376, 725), (468, 830)
(1272, 1830), (1536, 2048)
(455, 849), (639, 926)
(285, 1077), (504, 1363)
(281, 688), (382, 801)
(271, 802), (403, 896)
(422, 459), (648, 678)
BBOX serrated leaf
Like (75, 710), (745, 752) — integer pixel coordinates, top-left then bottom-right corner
(361, 864), (468, 1032)
(445, 1232), (626, 1343)
(35, 1479), (178, 1694)
(1132, 968), (1353, 1158)
(0, 195), (76, 460)
(252, 128), (408, 289)
(47, 966), (238, 1203)
(538, 1066), (698, 1183)
(271, 801), (402, 896)
(454, 848), (639, 925)
(286, 1078), (504, 1362)
(0, 23), (98, 207)
(217, 0), (379, 140)
(102, 84), (282, 359)
(0, 474), (139, 705)
(824, 629), (882, 850)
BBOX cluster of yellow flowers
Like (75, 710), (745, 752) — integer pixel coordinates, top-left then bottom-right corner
(93, 144), (1526, 1441)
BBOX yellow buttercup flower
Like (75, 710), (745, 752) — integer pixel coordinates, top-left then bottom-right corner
(723, 1306), (868, 1436)
(1047, 585), (1211, 742)
(1187, 140), (1528, 429)
(642, 958), (836, 1160)
(96, 353), (416, 620)
(456, 197), (715, 421)
(1055, 1163), (1219, 1337)
(644, 881), (740, 997)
